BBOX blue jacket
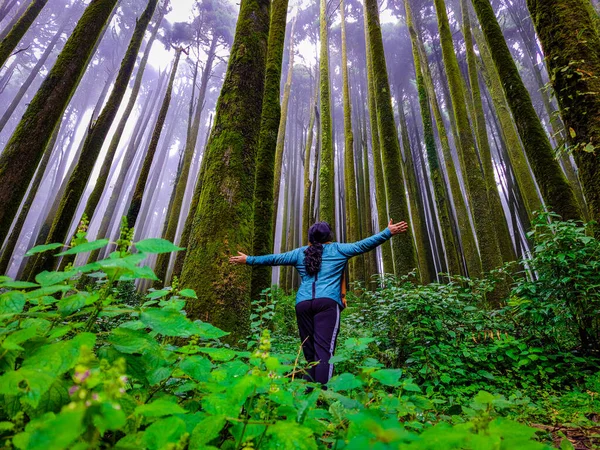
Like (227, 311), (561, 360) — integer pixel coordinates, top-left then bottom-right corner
(247, 228), (393, 308)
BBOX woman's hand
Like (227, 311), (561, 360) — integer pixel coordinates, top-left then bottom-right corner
(229, 251), (248, 265)
(388, 219), (409, 236)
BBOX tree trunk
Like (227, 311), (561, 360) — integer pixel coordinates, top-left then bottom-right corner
(434, 0), (504, 290)
(471, 0), (581, 221)
(250, 0), (289, 300)
(526, 0), (600, 230)
(461, 0), (516, 264)
(0, 0), (118, 246)
(341, 0), (362, 282)
(32, 0), (158, 273)
(155, 32), (219, 287)
(126, 47), (181, 229)
(318, 0), (335, 229)
(0, 0), (19, 24)
(364, 0), (416, 276)
(0, 0), (48, 68)
(0, 0), (27, 41)
(180, 0), (270, 340)
(302, 92), (317, 246)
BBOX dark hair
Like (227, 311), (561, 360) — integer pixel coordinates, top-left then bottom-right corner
(304, 222), (333, 276)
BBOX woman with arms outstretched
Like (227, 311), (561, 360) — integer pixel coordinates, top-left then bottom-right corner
(230, 219), (408, 386)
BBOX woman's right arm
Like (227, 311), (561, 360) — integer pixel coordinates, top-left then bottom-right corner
(337, 219), (408, 258)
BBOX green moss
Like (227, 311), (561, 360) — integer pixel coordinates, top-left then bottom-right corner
(365, 0), (416, 276)
(526, 0), (600, 232)
(318, 0), (335, 229)
(0, 0), (48, 67)
(0, 0), (118, 245)
(180, 0), (270, 341)
(434, 0), (506, 302)
(471, 0), (581, 222)
(251, 0), (289, 299)
(364, 14), (393, 274)
(302, 93), (317, 247)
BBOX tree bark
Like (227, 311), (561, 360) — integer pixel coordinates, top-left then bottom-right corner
(0, 0), (47, 68)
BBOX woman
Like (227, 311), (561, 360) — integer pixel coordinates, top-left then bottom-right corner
(230, 219), (408, 385)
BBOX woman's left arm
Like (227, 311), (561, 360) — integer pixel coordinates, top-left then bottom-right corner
(229, 248), (300, 266)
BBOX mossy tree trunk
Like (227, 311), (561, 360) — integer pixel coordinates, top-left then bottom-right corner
(473, 25), (542, 221)
(126, 47), (182, 229)
(180, 0), (270, 340)
(471, 0), (581, 221)
(433, 0), (504, 289)
(341, 0), (363, 282)
(155, 33), (219, 287)
(461, 0), (516, 263)
(250, 0), (289, 300)
(30, 0), (158, 274)
(363, 13), (393, 274)
(0, 0), (19, 23)
(318, 0), (335, 229)
(364, 0), (416, 276)
(0, 0), (118, 246)
(526, 0), (600, 230)
(271, 18), (295, 228)
(0, 0), (48, 68)
(302, 81), (317, 245)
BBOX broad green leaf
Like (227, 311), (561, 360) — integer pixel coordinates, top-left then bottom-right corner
(178, 289), (197, 299)
(195, 321), (229, 339)
(135, 399), (186, 418)
(141, 416), (187, 450)
(93, 402), (127, 434)
(24, 243), (63, 257)
(0, 280), (39, 289)
(402, 382), (421, 392)
(34, 270), (77, 287)
(371, 368), (403, 387)
(197, 347), (237, 362)
(57, 292), (97, 316)
(146, 289), (170, 299)
(2, 325), (38, 350)
(13, 409), (84, 450)
(0, 369), (56, 409)
(140, 308), (200, 337)
(264, 421), (317, 450)
(108, 327), (159, 354)
(180, 355), (212, 382)
(135, 238), (184, 254)
(25, 285), (71, 299)
(56, 239), (110, 256)
(189, 415), (226, 447)
(328, 373), (363, 392)
(0, 422), (14, 432)
(0, 291), (26, 316)
(119, 265), (158, 281)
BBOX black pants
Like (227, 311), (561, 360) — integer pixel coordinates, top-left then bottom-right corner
(295, 297), (341, 385)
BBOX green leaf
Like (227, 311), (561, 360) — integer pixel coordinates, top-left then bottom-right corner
(24, 243), (63, 257)
(135, 239), (184, 254)
(0, 422), (14, 432)
(93, 402), (127, 434)
(584, 143), (595, 153)
(119, 265), (159, 281)
(197, 347), (237, 362)
(34, 270), (77, 287)
(402, 382), (421, 392)
(178, 289), (197, 299)
(56, 239), (109, 256)
(25, 285), (71, 299)
(2, 326), (38, 350)
(195, 321), (229, 339)
(141, 416), (187, 450)
(569, 127), (576, 138)
(0, 291), (26, 316)
(146, 289), (170, 300)
(0, 280), (39, 289)
(189, 415), (226, 447)
(13, 409), (84, 450)
(57, 292), (97, 316)
(108, 327), (159, 354)
(265, 421), (317, 450)
(180, 356), (212, 382)
(328, 373), (363, 392)
(371, 368), (403, 387)
(140, 309), (201, 337)
(135, 399), (187, 418)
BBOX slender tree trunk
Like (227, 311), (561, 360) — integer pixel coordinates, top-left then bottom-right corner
(318, 0), (335, 228)
(471, 0), (581, 221)
(0, 0), (48, 68)
(0, 14), (69, 133)
(250, 0), (289, 299)
(359, 103), (377, 277)
(302, 93), (317, 246)
(155, 33), (219, 287)
(434, 0), (504, 293)
(0, 0), (27, 41)
(526, 0), (600, 230)
(0, 0), (118, 246)
(310, 108), (320, 225)
(341, 0), (362, 282)
(364, 0), (416, 276)
(0, 0), (19, 24)
(461, 0), (516, 263)
(126, 47), (181, 229)
(272, 19), (295, 228)
(180, 0), (270, 340)
(31, 0), (158, 274)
